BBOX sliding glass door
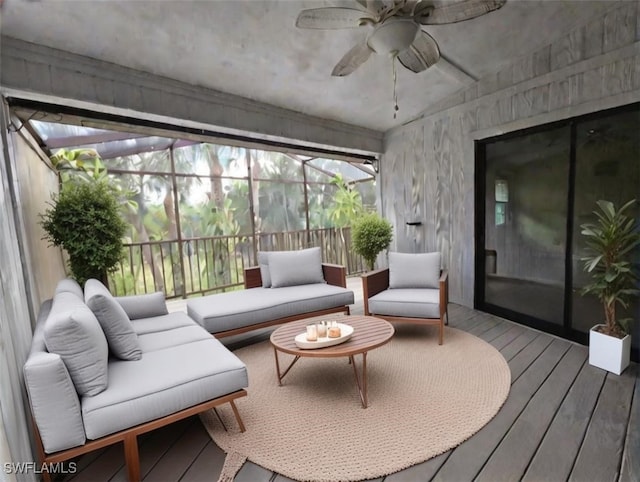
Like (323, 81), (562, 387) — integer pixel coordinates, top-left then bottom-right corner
(571, 109), (640, 334)
(481, 126), (570, 326)
(476, 104), (640, 356)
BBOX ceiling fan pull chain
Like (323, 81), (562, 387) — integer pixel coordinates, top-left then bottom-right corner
(392, 54), (399, 119)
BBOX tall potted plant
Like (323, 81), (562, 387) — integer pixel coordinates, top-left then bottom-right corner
(580, 199), (639, 375)
(352, 212), (393, 271)
(40, 179), (127, 285)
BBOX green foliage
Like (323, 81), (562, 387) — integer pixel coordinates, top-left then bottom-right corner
(40, 180), (127, 285)
(581, 199), (640, 337)
(352, 212), (393, 271)
(50, 148), (108, 183)
(51, 148), (139, 214)
(328, 173), (364, 228)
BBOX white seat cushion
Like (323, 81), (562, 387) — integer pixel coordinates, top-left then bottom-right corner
(188, 284), (354, 334)
(369, 288), (440, 319)
(81, 338), (248, 439)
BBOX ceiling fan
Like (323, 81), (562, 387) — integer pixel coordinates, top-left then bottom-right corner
(296, 0), (506, 77)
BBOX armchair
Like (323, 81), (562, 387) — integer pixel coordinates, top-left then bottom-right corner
(361, 252), (449, 345)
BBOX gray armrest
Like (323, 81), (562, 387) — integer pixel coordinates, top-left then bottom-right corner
(24, 352), (86, 453)
(115, 292), (168, 320)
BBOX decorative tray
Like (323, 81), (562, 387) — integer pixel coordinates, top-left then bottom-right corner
(294, 323), (354, 349)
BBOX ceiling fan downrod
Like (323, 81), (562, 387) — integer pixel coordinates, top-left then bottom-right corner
(392, 53), (399, 119)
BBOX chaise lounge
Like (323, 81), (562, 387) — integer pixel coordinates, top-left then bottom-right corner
(24, 278), (248, 482)
(187, 247), (355, 337)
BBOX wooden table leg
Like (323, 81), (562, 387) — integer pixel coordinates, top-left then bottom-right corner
(349, 352), (368, 408)
(273, 346), (300, 385)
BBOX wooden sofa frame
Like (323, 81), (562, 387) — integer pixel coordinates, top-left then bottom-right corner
(34, 389), (247, 482)
(361, 268), (449, 345)
(207, 263), (351, 339)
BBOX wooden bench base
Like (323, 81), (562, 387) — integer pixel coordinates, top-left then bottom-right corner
(34, 389), (247, 482)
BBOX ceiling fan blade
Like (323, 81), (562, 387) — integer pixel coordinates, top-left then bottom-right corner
(397, 30), (440, 73)
(354, 0), (397, 20)
(416, 0), (506, 25)
(331, 41), (374, 76)
(296, 8), (372, 29)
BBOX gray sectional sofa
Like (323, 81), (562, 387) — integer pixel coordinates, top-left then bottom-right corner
(24, 278), (248, 482)
(188, 247), (355, 337)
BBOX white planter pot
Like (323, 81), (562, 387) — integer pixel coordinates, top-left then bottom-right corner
(589, 325), (631, 375)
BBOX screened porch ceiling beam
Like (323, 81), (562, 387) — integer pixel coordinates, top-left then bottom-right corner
(44, 131), (146, 149)
(11, 102), (378, 164)
(285, 153), (375, 181)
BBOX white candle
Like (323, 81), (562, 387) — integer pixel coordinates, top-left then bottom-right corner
(317, 322), (327, 338)
(306, 324), (318, 341)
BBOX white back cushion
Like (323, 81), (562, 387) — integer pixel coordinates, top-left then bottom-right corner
(268, 247), (325, 288)
(389, 252), (441, 289)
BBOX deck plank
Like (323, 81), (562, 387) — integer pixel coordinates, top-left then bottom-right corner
(620, 363), (640, 482)
(431, 338), (571, 482)
(489, 325), (526, 351)
(272, 475), (296, 482)
(233, 461), (274, 482)
(570, 364), (637, 482)
(179, 441), (227, 481)
(67, 444), (124, 482)
(475, 344), (587, 482)
(66, 447), (109, 477)
(466, 315), (503, 337)
(143, 419), (210, 481)
(522, 360), (607, 482)
(448, 309), (487, 330)
(508, 333), (554, 380)
(384, 451), (450, 481)
(477, 321), (515, 343)
(108, 418), (195, 482)
(498, 328), (540, 362)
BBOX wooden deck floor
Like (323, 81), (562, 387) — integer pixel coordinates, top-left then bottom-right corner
(64, 278), (639, 482)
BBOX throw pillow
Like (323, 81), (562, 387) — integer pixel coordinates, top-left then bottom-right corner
(268, 247), (325, 288)
(85, 279), (142, 360)
(43, 291), (109, 396)
(115, 292), (168, 320)
(389, 252), (441, 289)
(54, 278), (84, 298)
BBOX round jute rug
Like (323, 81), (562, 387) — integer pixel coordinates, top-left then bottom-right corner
(201, 324), (510, 482)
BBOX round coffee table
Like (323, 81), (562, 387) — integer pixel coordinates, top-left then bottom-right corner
(269, 315), (394, 408)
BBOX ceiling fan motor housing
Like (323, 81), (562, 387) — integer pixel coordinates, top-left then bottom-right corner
(367, 18), (420, 55)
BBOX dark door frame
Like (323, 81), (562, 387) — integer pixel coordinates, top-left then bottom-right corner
(474, 102), (639, 360)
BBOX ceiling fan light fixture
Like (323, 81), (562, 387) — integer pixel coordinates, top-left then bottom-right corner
(366, 18), (419, 55)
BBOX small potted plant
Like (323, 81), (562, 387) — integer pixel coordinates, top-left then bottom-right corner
(580, 199), (639, 375)
(352, 212), (393, 271)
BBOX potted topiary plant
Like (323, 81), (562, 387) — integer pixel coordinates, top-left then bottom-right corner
(40, 179), (127, 286)
(352, 212), (393, 271)
(580, 199), (639, 375)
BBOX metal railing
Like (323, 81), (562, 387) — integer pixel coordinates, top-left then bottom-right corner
(107, 227), (366, 298)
